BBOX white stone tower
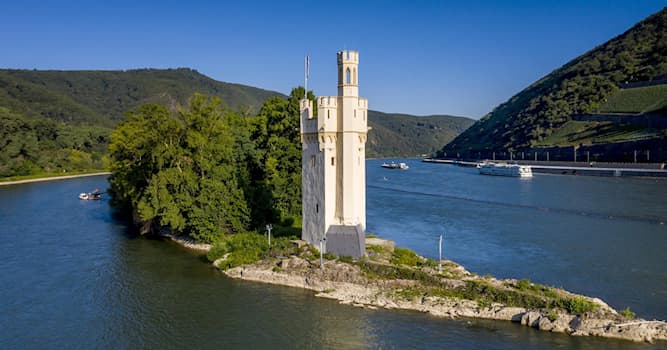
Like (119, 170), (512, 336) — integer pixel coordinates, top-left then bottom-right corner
(300, 50), (368, 258)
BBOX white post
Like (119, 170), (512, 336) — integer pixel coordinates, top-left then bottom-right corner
(438, 234), (443, 273)
(319, 239), (323, 269)
(266, 224), (272, 247)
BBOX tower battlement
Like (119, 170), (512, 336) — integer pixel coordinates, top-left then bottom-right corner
(337, 50), (359, 64)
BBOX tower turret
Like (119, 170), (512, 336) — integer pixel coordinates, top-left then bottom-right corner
(338, 50), (359, 97)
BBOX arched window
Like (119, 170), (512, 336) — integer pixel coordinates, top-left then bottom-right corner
(354, 110), (356, 118)
(346, 68), (351, 84)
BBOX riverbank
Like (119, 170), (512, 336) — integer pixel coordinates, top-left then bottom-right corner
(423, 158), (667, 178)
(0, 171), (111, 186)
(168, 233), (667, 343)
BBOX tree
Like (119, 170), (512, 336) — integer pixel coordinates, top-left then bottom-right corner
(109, 94), (250, 242)
(254, 87), (313, 223)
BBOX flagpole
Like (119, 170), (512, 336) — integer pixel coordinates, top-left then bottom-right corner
(305, 54), (309, 98)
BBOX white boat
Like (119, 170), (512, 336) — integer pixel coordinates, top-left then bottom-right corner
(381, 162), (409, 170)
(79, 189), (103, 200)
(477, 162), (532, 177)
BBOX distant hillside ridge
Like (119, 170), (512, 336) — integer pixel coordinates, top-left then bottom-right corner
(0, 68), (284, 126)
(367, 110), (473, 158)
(440, 7), (667, 160)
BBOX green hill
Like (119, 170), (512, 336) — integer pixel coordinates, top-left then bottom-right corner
(0, 68), (282, 126)
(440, 7), (667, 158)
(367, 111), (473, 158)
(0, 68), (472, 177)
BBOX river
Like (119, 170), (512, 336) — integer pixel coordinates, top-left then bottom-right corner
(1, 160), (666, 349)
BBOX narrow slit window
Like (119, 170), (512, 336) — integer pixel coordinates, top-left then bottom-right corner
(345, 68), (351, 84)
(327, 110), (330, 119)
(310, 155), (315, 167)
(316, 204), (319, 213)
(354, 110), (356, 118)
(331, 157), (335, 166)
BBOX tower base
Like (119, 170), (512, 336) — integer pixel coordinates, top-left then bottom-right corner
(325, 224), (365, 258)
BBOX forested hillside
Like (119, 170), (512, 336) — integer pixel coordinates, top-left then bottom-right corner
(367, 111), (473, 158)
(0, 68), (281, 125)
(441, 7), (667, 158)
(0, 107), (109, 177)
(0, 68), (472, 177)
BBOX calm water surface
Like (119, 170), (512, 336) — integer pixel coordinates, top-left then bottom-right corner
(1, 162), (666, 349)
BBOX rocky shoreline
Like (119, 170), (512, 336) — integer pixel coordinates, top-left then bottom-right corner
(177, 235), (667, 343)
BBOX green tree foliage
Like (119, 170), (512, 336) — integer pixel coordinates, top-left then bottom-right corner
(109, 89), (312, 242)
(253, 87), (308, 223)
(110, 95), (250, 242)
(0, 107), (109, 177)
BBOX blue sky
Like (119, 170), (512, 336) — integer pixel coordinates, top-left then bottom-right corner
(0, 1), (664, 118)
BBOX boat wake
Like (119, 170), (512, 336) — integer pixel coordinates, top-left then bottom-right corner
(367, 184), (666, 226)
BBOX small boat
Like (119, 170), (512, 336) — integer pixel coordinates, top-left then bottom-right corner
(79, 189), (103, 200)
(477, 162), (532, 177)
(381, 162), (409, 170)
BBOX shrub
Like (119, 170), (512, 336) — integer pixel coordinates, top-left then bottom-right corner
(422, 258), (439, 268)
(516, 279), (532, 291)
(555, 296), (598, 314)
(547, 310), (559, 322)
(206, 232), (296, 270)
(390, 247), (421, 266)
(366, 245), (385, 254)
(620, 307), (636, 319)
(395, 287), (424, 300)
(338, 255), (354, 264)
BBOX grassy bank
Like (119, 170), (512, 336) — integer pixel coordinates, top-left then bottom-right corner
(0, 170), (110, 185)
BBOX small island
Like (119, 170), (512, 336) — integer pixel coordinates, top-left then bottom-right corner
(176, 232), (666, 344)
